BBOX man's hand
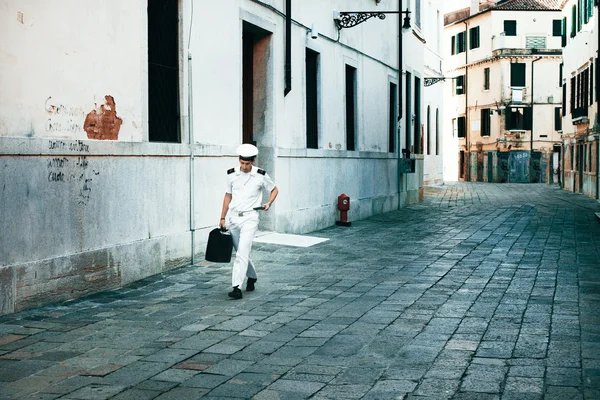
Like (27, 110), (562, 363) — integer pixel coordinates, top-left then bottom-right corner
(262, 202), (271, 211)
(219, 218), (226, 228)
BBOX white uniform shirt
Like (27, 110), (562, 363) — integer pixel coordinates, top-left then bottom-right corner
(226, 166), (275, 212)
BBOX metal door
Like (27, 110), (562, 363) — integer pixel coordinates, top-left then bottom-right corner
(509, 151), (529, 183)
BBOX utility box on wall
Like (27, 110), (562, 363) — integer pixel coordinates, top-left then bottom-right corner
(399, 158), (416, 173)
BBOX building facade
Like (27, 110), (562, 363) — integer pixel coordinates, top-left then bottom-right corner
(445, 0), (563, 183)
(0, 0), (426, 315)
(559, 0), (599, 198)
(422, 0), (446, 186)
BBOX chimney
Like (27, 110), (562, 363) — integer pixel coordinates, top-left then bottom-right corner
(470, 0), (479, 15)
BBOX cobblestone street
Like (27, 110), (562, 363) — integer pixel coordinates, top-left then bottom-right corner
(1, 183), (600, 399)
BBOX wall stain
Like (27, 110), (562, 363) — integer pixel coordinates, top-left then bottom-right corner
(84, 95), (123, 140)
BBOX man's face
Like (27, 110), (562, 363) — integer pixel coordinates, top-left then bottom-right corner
(239, 158), (254, 173)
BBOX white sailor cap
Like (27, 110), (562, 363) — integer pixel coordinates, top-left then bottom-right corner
(236, 143), (258, 159)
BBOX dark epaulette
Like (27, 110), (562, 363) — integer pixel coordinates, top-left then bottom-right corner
(227, 168), (235, 175)
(257, 169), (266, 175)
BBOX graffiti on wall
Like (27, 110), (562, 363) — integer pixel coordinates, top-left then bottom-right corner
(45, 97), (85, 134)
(46, 140), (99, 205)
(84, 95), (123, 140)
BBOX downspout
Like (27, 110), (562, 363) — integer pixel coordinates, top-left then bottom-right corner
(188, 2), (196, 265)
(284, 0), (292, 96)
(531, 56), (542, 183)
(463, 20), (469, 181)
(397, 0), (403, 207)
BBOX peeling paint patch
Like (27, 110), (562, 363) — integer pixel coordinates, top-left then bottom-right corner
(16, 11), (23, 24)
(84, 95), (123, 140)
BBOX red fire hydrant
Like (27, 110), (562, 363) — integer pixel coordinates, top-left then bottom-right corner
(336, 193), (351, 227)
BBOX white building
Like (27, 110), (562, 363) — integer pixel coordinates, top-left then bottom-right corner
(422, 0), (446, 186)
(0, 0), (426, 315)
(444, 0), (563, 183)
(559, 0), (599, 198)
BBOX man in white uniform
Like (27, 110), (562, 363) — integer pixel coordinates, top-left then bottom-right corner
(219, 144), (278, 299)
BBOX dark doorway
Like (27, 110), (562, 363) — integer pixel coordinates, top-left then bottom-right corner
(389, 83), (397, 153)
(147, 0), (180, 142)
(242, 22), (272, 145)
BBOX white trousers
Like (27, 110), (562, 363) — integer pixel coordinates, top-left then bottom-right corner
(227, 212), (258, 288)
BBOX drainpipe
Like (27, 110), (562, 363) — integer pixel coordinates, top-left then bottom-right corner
(188, 52), (196, 265)
(463, 20), (470, 181)
(531, 56), (542, 183)
(284, 0), (292, 96)
(397, 0), (404, 207)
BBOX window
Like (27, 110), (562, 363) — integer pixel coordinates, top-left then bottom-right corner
(484, 67), (490, 90)
(590, 62), (594, 105)
(345, 65), (357, 151)
(504, 20), (517, 36)
(553, 19), (562, 36)
(415, 0), (421, 28)
(510, 63), (526, 87)
(414, 77), (421, 154)
(555, 107), (562, 131)
(505, 107), (532, 130)
(406, 72), (412, 151)
(148, 0), (181, 143)
(457, 116), (466, 138)
(305, 49), (319, 149)
(572, 5), (577, 37)
(469, 26), (480, 50)
(559, 62), (563, 87)
(426, 106), (431, 155)
(435, 109), (440, 155)
(455, 75), (465, 95)
(389, 82), (397, 152)
(481, 108), (491, 136)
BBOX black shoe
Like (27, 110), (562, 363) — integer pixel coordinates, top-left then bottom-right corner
(228, 286), (242, 299)
(246, 278), (257, 292)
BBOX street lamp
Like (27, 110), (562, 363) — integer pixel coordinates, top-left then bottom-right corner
(333, 6), (411, 160)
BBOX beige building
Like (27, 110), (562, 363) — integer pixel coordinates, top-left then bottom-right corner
(559, 0), (599, 198)
(445, 0), (563, 182)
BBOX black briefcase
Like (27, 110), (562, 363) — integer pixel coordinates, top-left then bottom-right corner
(205, 228), (233, 263)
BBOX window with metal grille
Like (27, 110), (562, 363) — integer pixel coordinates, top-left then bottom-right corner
(306, 48), (319, 149)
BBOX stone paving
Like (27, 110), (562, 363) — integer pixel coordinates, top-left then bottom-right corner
(1, 182), (600, 399)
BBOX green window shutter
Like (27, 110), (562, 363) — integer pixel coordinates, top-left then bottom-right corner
(505, 108), (513, 130)
(524, 107), (532, 130)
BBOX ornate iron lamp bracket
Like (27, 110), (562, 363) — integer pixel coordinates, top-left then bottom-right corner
(335, 12), (387, 29)
(424, 77), (446, 87)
